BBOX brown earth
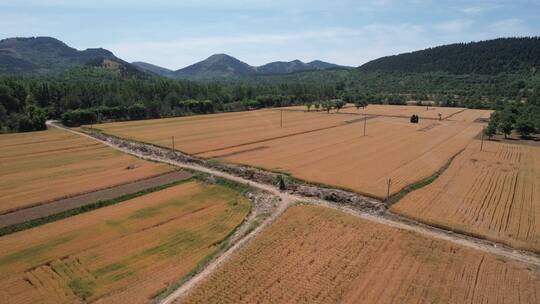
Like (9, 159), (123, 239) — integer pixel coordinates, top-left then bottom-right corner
(182, 204), (540, 304)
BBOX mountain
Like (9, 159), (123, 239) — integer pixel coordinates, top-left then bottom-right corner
(359, 37), (540, 75)
(132, 61), (174, 77)
(257, 59), (349, 75)
(0, 36), (144, 76)
(173, 54), (351, 79)
(174, 54), (257, 79)
(0, 37), (349, 79)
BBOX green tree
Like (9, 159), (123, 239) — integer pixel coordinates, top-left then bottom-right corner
(323, 101), (333, 113)
(515, 116), (536, 138)
(128, 103), (146, 120)
(484, 120), (497, 139)
(335, 99), (345, 112)
(499, 118), (513, 139)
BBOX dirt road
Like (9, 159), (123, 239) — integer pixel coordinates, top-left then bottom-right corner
(46, 122), (540, 304)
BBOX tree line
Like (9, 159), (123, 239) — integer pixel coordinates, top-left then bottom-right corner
(0, 67), (341, 132)
(1, 65), (539, 133)
(484, 92), (540, 139)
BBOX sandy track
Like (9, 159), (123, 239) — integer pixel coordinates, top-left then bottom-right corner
(46, 122), (540, 304)
(0, 170), (192, 228)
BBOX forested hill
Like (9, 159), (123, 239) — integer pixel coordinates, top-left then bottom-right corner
(0, 37), (143, 76)
(359, 37), (540, 75)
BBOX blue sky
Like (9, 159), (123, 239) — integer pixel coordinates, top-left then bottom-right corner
(1, 0), (539, 69)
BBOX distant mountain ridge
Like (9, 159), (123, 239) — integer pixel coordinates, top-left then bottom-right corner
(358, 37), (540, 75)
(131, 61), (174, 77)
(2, 36), (538, 79)
(0, 37), (142, 75)
(134, 54), (352, 79)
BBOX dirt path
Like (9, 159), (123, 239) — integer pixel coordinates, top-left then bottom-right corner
(46, 122), (540, 304)
(0, 170), (192, 228)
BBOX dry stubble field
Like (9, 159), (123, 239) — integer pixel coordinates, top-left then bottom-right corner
(0, 128), (172, 214)
(340, 104), (469, 120)
(95, 106), (491, 199)
(392, 140), (540, 253)
(93, 109), (357, 155)
(201, 116), (485, 199)
(183, 204), (540, 304)
(0, 181), (251, 304)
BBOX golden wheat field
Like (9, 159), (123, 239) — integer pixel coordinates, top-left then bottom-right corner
(93, 109), (358, 155)
(93, 106), (491, 199)
(339, 104), (468, 119)
(0, 181), (251, 304)
(201, 116), (485, 199)
(183, 205), (540, 304)
(0, 128), (172, 214)
(392, 140), (540, 252)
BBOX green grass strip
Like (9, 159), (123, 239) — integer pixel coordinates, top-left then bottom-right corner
(386, 149), (464, 206)
(0, 177), (195, 237)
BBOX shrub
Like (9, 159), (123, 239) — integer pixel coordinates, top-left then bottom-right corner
(62, 109), (97, 127)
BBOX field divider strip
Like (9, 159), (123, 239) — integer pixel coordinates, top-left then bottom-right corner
(386, 148), (465, 206)
(0, 176), (196, 237)
(191, 118), (371, 156)
(0, 170), (184, 217)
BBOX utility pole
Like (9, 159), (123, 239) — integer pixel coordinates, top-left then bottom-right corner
(480, 129), (484, 152)
(363, 117), (367, 136)
(172, 136), (175, 153)
(280, 109), (283, 128)
(386, 178), (392, 203)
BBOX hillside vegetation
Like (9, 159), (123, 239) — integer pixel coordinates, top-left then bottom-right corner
(359, 37), (540, 75)
(1, 37), (539, 133)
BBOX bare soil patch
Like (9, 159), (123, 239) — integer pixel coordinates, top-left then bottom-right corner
(0, 171), (192, 228)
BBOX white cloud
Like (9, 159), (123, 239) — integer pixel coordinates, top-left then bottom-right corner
(434, 19), (473, 33)
(490, 18), (532, 37)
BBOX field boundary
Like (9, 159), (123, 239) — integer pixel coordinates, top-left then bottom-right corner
(0, 170), (179, 216)
(0, 171), (192, 228)
(387, 210), (540, 254)
(0, 176), (196, 237)
(386, 148), (464, 206)
(150, 176), (278, 303)
(191, 117), (368, 156)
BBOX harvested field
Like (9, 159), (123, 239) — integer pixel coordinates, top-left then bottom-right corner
(93, 109), (359, 155)
(92, 106), (491, 199)
(183, 205), (540, 304)
(338, 104), (468, 119)
(447, 108), (493, 122)
(0, 128), (172, 215)
(392, 140), (540, 253)
(0, 181), (251, 304)
(0, 170), (192, 228)
(201, 116), (484, 199)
